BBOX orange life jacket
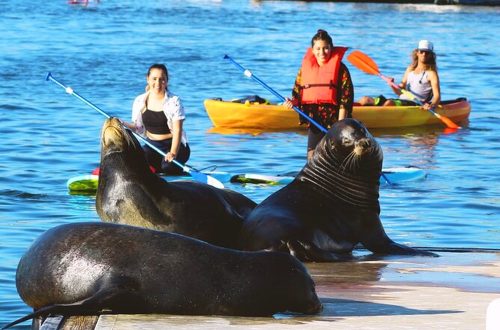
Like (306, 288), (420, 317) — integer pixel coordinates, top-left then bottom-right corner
(299, 47), (348, 105)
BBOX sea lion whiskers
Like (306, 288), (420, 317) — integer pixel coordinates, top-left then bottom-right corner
(338, 136), (375, 173)
(353, 137), (372, 156)
(339, 150), (357, 173)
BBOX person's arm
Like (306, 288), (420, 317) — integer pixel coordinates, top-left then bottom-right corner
(339, 64), (354, 120)
(393, 68), (410, 96)
(121, 121), (136, 130)
(424, 70), (441, 110)
(284, 69), (302, 109)
(125, 93), (146, 134)
(164, 94), (185, 163)
(165, 119), (183, 162)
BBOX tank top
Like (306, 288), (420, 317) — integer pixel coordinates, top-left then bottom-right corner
(142, 109), (171, 135)
(400, 71), (433, 103)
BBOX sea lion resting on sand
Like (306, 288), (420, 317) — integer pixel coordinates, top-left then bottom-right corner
(240, 118), (437, 261)
(95, 117), (256, 249)
(3, 222), (321, 329)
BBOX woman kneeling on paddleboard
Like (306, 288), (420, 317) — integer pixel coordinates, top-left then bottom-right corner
(124, 64), (190, 175)
(283, 29), (354, 161)
(357, 40), (441, 111)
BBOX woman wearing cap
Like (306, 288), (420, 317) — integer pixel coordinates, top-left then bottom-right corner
(124, 63), (190, 175)
(284, 29), (354, 160)
(357, 40), (440, 111)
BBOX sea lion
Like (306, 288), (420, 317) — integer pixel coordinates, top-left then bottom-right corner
(240, 118), (437, 261)
(4, 222), (321, 328)
(95, 117), (256, 249)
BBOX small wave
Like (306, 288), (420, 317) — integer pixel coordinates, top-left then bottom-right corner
(0, 189), (49, 200)
(0, 104), (37, 111)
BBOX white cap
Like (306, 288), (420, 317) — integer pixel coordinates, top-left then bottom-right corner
(417, 40), (434, 52)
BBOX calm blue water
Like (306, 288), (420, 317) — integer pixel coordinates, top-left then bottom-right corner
(1, 0), (499, 327)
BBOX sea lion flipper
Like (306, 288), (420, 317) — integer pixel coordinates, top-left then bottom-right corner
(361, 230), (438, 257)
(2, 310), (39, 329)
(1, 297), (99, 330)
(3, 275), (138, 329)
(381, 241), (439, 257)
(287, 240), (353, 262)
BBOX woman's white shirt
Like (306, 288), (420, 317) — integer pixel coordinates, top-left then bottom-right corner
(131, 90), (188, 145)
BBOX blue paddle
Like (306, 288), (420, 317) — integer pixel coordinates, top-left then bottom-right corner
(223, 55), (392, 185)
(45, 72), (225, 189)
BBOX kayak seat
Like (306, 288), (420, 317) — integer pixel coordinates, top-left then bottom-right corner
(230, 95), (269, 104)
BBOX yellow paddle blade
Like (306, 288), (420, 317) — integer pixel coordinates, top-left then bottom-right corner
(347, 50), (381, 76)
(400, 89), (419, 102)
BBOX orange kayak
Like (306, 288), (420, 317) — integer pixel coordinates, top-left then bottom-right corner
(204, 97), (471, 130)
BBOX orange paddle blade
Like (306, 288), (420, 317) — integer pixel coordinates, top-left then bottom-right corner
(443, 127), (460, 134)
(432, 111), (461, 129)
(347, 50), (381, 76)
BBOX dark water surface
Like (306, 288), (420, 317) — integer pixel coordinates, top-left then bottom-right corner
(1, 0), (499, 327)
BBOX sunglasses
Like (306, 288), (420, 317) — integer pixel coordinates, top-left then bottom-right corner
(418, 50), (431, 54)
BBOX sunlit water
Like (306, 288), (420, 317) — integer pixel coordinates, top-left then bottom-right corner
(1, 0), (499, 327)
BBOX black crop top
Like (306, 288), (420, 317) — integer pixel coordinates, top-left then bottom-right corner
(142, 109), (170, 134)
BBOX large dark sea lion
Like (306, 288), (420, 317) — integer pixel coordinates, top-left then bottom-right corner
(240, 118), (437, 261)
(4, 222), (321, 328)
(95, 117), (256, 249)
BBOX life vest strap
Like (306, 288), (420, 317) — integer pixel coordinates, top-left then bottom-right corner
(299, 82), (339, 90)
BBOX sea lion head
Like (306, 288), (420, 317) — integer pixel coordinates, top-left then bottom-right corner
(99, 117), (150, 173)
(100, 117), (141, 156)
(328, 118), (377, 158)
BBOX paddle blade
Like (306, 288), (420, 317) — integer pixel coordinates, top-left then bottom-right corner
(347, 50), (381, 76)
(190, 170), (225, 189)
(438, 116), (461, 129)
(431, 111), (461, 129)
(443, 127), (460, 134)
(426, 108), (461, 129)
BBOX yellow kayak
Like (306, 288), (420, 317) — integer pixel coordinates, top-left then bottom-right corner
(204, 97), (471, 130)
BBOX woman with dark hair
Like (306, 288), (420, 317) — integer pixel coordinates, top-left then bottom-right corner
(125, 64), (190, 174)
(357, 40), (440, 111)
(284, 29), (354, 160)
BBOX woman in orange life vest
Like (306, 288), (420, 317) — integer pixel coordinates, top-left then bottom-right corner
(284, 29), (354, 160)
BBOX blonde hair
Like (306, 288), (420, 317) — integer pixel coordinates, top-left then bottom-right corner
(410, 49), (437, 72)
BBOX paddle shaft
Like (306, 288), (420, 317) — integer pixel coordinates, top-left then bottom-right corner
(46, 73), (171, 156)
(224, 55), (327, 134)
(45, 72), (222, 186)
(223, 56), (391, 184)
(380, 74), (425, 105)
